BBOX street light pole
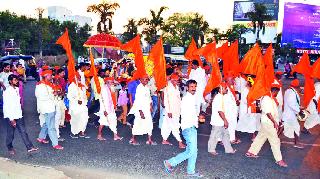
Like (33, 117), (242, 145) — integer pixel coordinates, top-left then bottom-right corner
(36, 7), (44, 59)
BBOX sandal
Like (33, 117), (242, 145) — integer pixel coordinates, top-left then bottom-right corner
(162, 140), (173, 145)
(163, 160), (173, 174)
(227, 149), (237, 154)
(146, 140), (157, 145)
(114, 136), (123, 141)
(276, 160), (288, 168)
(245, 152), (259, 158)
(27, 147), (39, 153)
(209, 151), (219, 156)
(97, 136), (106, 141)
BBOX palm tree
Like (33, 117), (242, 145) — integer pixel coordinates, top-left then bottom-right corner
(138, 6), (168, 45)
(245, 3), (272, 41)
(122, 19), (138, 43)
(87, 1), (120, 34)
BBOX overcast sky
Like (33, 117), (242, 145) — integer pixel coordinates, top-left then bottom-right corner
(0, 0), (319, 34)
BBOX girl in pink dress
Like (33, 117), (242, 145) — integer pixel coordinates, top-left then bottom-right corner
(117, 81), (129, 124)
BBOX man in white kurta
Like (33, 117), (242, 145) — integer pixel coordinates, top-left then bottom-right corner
(282, 79), (303, 148)
(225, 75), (239, 143)
(67, 80), (89, 138)
(304, 80), (320, 130)
(161, 74), (185, 148)
(236, 84), (261, 139)
(275, 72), (284, 119)
(247, 87), (288, 167)
(129, 75), (155, 145)
(189, 60), (207, 114)
(96, 81), (122, 141)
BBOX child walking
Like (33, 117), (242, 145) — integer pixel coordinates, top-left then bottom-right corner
(117, 81), (129, 125)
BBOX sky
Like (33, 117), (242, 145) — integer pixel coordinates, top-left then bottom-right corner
(0, 0), (320, 34)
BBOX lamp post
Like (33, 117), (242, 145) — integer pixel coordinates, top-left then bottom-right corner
(36, 7), (44, 59)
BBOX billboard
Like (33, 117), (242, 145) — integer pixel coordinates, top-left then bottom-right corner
(233, 1), (279, 44)
(282, 2), (320, 49)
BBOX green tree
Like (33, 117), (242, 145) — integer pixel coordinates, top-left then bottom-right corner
(122, 18), (138, 43)
(139, 6), (168, 45)
(87, 0), (120, 34)
(162, 12), (212, 47)
(245, 3), (272, 41)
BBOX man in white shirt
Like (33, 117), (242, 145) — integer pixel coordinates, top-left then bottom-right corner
(161, 73), (186, 149)
(128, 75), (156, 145)
(148, 76), (158, 121)
(188, 60), (206, 114)
(208, 84), (236, 156)
(35, 70), (63, 150)
(0, 63), (13, 91)
(246, 86), (288, 167)
(4, 74), (38, 155)
(282, 79), (303, 148)
(164, 80), (204, 178)
(303, 79), (320, 132)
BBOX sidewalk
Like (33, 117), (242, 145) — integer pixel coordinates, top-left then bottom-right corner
(0, 157), (69, 179)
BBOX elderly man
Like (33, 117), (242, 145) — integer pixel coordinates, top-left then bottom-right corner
(35, 70), (63, 150)
(283, 79), (303, 148)
(67, 74), (90, 139)
(164, 80), (204, 178)
(161, 73), (185, 149)
(246, 85), (288, 168)
(128, 74), (156, 145)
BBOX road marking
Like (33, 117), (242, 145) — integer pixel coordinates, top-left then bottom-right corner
(198, 134), (320, 147)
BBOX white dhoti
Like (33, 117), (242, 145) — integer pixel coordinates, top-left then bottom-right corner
(237, 113), (260, 133)
(97, 112), (118, 134)
(283, 118), (300, 138)
(304, 101), (320, 130)
(70, 105), (89, 135)
(161, 115), (182, 141)
(132, 111), (153, 136)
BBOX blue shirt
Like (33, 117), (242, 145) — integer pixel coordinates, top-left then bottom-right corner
(128, 80), (140, 103)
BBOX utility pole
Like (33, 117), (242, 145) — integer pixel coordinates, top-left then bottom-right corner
(36, 7), (44, 59)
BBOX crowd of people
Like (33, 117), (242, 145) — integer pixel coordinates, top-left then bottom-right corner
(0, 57), (319, 178)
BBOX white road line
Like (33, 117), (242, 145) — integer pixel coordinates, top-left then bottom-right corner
(198, 134), (320, 147)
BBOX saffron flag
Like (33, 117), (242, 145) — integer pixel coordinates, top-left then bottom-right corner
(148, 37), (167, 91)
(55, 28), (76, 83)
(311, 57), (320, 79)
(89, 48), (101, 94)
(121, 35), (146, 79)
(240, 44), (262, 76)
(185, 38), (202, 75)
(263, 44), (275, 89)
(293, 53), (315, 107)
(247, 57), (269, 109)
(217, 41), (228, 60)
(223, 40), (239, 76)
(194, 42), (216, 65)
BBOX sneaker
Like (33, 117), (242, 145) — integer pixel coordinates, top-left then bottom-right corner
(53, 145), (64, 150)
(27, 147), (39, 153)
(37, 138), (49, 144)
(187, 172), (204, 178)
(70, 134), (79, 139)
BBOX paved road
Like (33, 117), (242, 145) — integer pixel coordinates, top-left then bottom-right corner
(0, 79), (319, 179)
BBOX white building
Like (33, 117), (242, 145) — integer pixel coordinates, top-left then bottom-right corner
(47, 6), (92, 27)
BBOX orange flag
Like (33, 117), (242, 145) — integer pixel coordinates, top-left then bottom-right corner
(263, 44), (274, 89)
(148, 37), (167, 91)
(198, 42), (220, 97)
(240, 44), (262, 76)
(194, 42), (216, 65)
(89, 48), (101, 94)
(185, 38), (202, 75)
(303, 76), (315, 108)
(311, 57), (320, 79)
(121, 35), (146, 80)
(293, 53), (315, 107)
(223, 40), (239, 75)
(293, 53), (312, 76)
(56, 28), (76, 83)
(217, 41), (228, 60)
(247, 58), (269, 109)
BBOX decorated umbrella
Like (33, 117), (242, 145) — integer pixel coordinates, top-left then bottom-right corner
(83, 33), (122, 48)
